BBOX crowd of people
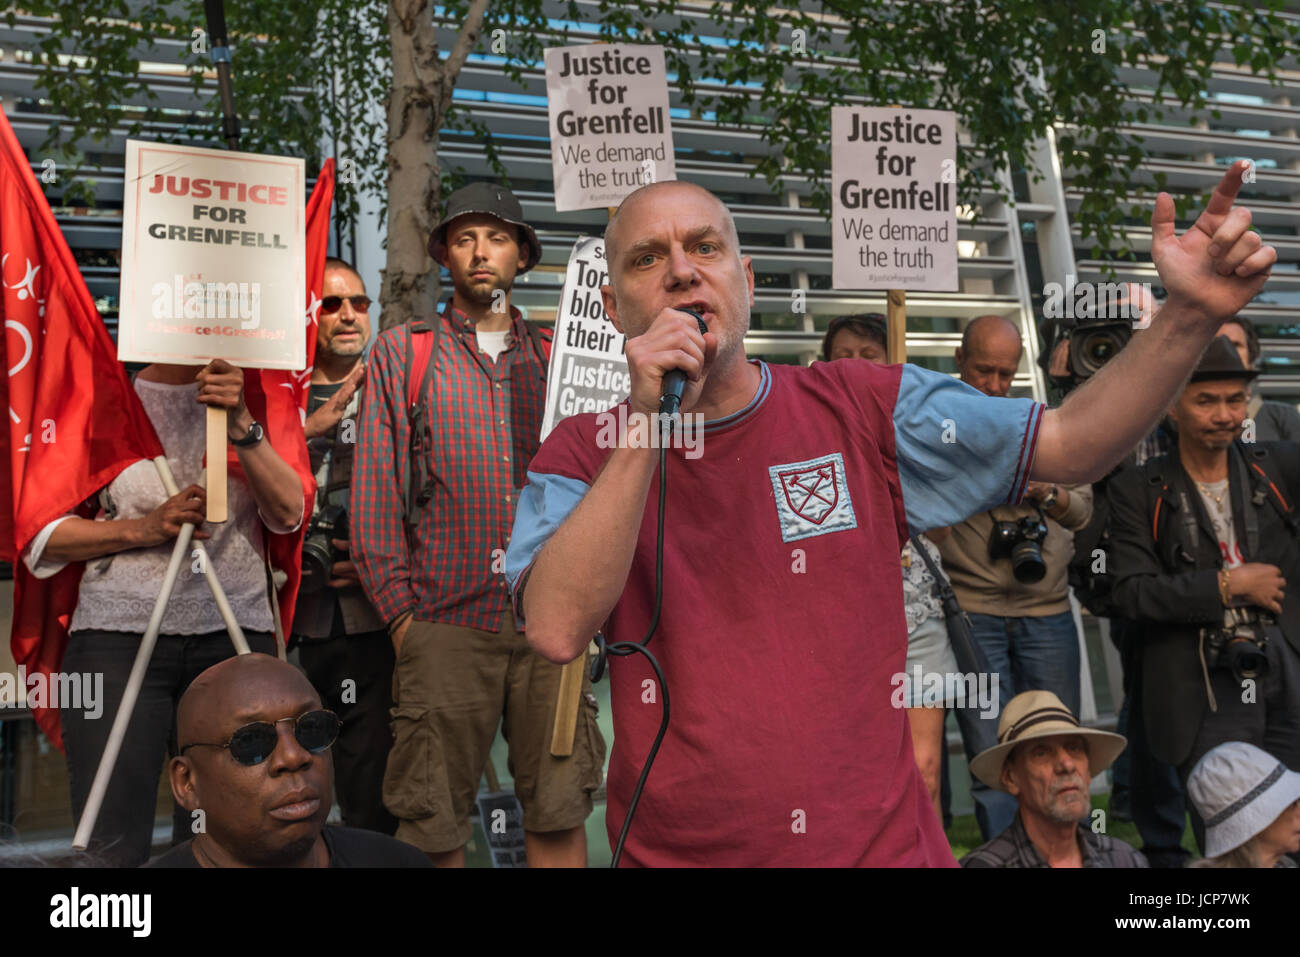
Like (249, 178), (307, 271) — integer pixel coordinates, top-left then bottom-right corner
(25, 161), (1300, 868)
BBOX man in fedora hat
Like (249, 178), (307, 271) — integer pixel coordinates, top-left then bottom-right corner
(352, 182), (605, 866)
(1109, 334), (1300, 855)
(962, 690), (1145, 867)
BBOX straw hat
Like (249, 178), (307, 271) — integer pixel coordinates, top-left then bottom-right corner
(969, 690), (1128, 792)
(1187, 742), (1300, 858)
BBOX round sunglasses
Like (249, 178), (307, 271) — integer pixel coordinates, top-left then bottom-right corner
(180, 709), (341, 766)
(321, 295), (371, 314)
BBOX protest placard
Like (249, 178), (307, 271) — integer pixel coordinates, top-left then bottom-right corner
(540, 236), (630, 440)
(117, 140), (306, 369)
(831, 107), (958, 292)
(545, 44), (677, 212)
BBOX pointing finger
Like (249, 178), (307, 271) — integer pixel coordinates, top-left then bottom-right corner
(1199, 160), (1249, 223)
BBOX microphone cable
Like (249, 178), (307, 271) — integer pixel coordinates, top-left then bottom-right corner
(590, 309), (704, 867)
(590, 423), (674, 868)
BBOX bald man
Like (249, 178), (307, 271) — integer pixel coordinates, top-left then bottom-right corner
(506, 165), (1275, 866)
(954, 314), (1024, 398)
(145, 654), (429, 867)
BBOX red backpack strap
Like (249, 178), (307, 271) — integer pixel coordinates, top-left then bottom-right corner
(401, 312), (441, 532)
(522, 319), (552, 369)
(406, 318), (437, 409)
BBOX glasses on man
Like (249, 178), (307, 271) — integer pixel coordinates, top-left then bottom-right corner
(321, 295), (371, 314)
(180, 709), (341, 766)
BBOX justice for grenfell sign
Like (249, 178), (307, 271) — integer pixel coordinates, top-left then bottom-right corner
(831, 107), (959, 292)
(545, 44), (677, 212)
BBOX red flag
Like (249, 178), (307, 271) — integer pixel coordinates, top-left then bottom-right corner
(229, 160), (334, 641)
(0, 105), (166, 749)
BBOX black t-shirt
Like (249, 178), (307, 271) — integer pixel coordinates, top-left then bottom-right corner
(143, 825), (432, 868)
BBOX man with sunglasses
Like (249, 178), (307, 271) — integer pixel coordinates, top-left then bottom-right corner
(290, 257), (398, 837)
(147, 653), (429, 867)
(352, 183), (605, 867)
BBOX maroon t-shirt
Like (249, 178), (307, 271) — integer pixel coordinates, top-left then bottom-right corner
(509, 359), (1042, 866)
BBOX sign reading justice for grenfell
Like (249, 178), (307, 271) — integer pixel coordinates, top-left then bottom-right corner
(117, 140), (306, 369)
(831, 107), (959, 292)
(545, 44), (677, 212)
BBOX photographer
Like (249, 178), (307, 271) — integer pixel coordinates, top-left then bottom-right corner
(1109, 336), (1300, 856)
(1050, 294), (1191, 868)
(290, 258), (396, 836)
(939, 315), (1093, 841)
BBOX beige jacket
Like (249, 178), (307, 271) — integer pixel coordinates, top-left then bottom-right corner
(937, 484), (1093, 617)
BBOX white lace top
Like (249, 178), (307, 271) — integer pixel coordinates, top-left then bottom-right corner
(24, 379), (276, 635)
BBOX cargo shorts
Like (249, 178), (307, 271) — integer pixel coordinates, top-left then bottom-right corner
(382, 610), (606, 854)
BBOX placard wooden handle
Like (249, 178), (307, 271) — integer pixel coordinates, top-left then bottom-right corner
(206, 405), (228, 523)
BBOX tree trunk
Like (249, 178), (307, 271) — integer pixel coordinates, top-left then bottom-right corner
(381, 0), (441, 331)
(381, 0), (492, 333)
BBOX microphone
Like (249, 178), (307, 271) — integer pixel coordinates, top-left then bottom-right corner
(659, 308), (708, 419)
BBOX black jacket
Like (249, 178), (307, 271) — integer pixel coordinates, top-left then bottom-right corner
(1108, 440), (1300, 766)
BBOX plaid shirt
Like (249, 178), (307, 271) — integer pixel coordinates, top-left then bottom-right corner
(351, 302), (549, 631)
(960, 812), (1149, 868)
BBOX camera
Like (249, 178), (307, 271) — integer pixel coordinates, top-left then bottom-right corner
(988, 507), (1049, 583)
(300, 504), (348, 595)
(1067, 319), (1132, 381)
(1203, 605), (1272, 685)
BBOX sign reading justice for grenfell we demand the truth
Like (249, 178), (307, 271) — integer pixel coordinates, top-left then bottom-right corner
(545, 44), (677, 212)
(831, 106), (958, 292)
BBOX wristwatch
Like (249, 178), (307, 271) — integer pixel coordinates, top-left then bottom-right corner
(1041, 484), (1060, 512)
(230, 420), (265, 448)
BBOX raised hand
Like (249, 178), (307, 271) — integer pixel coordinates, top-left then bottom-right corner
(305, 362), (365, 439)
(1151, 161), (1277, 325)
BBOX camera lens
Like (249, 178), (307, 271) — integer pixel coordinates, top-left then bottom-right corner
(299, 536), (332, 594)
(1227, 639), (1268, 681)
(1010, 539), (1047, 583)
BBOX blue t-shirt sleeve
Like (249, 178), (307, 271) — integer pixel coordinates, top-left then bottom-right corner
(892, 364), (1044, 535)
(504, 470), (590, 619)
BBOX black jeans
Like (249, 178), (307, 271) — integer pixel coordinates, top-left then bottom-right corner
(1112, 619), (1189, 866)
(296, 630), (397, 835)
(62, 628), (276, 868)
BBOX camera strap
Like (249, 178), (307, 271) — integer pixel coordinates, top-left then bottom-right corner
(1231, 444), (1260, 562)
(908, 535), (992, 682)
(401, 303), (445, 542)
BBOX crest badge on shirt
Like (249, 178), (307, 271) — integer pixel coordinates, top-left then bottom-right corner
(768, 452), (858, 543)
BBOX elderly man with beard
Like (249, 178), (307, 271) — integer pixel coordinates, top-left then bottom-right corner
(352, 183), (606, 867)
(961, 691), (1146, 867)
(146, 654), (429, 867)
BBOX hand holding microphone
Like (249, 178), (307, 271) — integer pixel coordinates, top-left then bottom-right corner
(623, 306), (715, 420)
(659, 308), (709, 418)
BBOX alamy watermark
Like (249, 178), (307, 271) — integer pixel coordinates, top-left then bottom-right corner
(150, 273), (261, 329)
(890, 666), (1000, 719)
(1042, 275), (1153, 329)
(0, 666), (103, 719)
(594, 405), (704, 459)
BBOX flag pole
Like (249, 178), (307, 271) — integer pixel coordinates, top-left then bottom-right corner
(72, 512), (197, 850)
(153, 457), (250, 654)
(72, 457), (249, 850)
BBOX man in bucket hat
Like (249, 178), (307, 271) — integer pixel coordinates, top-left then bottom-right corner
(352, 182), (605, 866)
(961, 690), (1147, 867)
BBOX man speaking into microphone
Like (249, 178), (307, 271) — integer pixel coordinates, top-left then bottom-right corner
(505, 167), (1275, 867)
